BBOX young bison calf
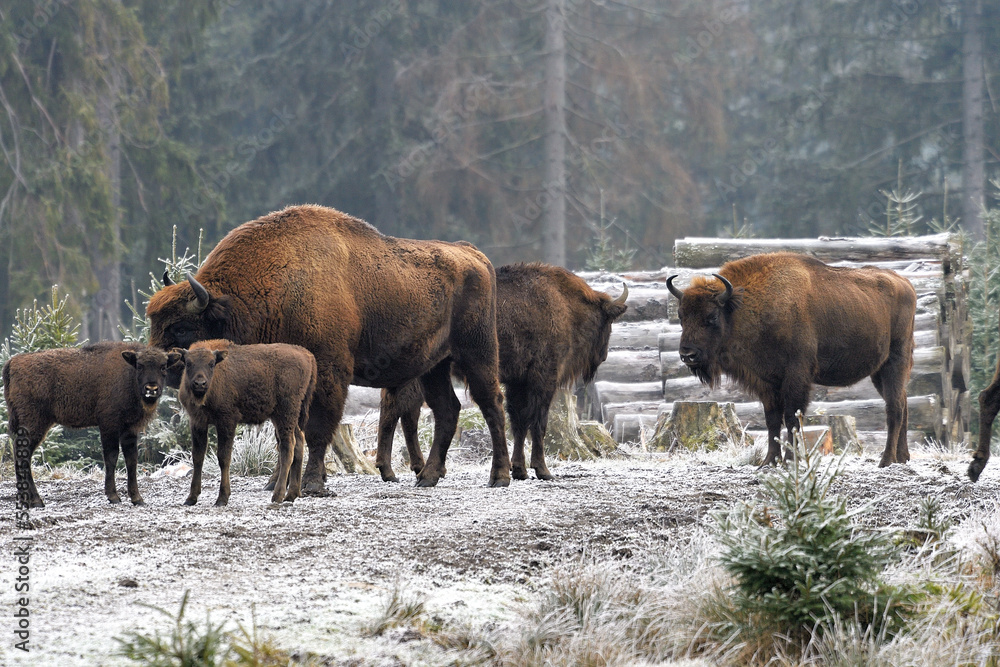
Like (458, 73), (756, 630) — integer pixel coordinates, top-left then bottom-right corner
(177, 340), (316, 506)
(3, 342), (181, 507)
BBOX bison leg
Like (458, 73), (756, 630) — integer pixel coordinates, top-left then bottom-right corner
(971, 377), (1000, 481)
(301, 369), (348, 497)
(506, 382), (553, 481)
(415, 362), (460, 488)
(119, 432), (145, 506)
(100, 430), (123, 504)
(215, 423), (234, 507)
(263, 470), (278, 491)
(11, 421), (45, 509)
(759, 393), (785, 467)
(184, 424), (209, 506)
(271, 421), (297, 503)
(286, 428), (305, 501)
(463, 366), (511, 489)
(376, 382), (424, 483)
(872, 360), (909, 468)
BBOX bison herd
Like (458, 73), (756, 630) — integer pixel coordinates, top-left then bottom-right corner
(5, 204), (1000, 508)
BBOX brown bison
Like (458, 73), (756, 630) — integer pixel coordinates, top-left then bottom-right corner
(969, 322), (1000, 481)
(147, 204), (510, 492)
(375, 263), (629, 482)
(666, 252), (916, 467)
(176, 340), (316, 506)
(3, 342), (181, 507)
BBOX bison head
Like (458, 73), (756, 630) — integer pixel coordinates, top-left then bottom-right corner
(584, 283), (630, 383)
(122, 347), (183, 406)
(147, 273), (232, 350)
(666, 273), (744, 388)
(178, 347), (229, 406)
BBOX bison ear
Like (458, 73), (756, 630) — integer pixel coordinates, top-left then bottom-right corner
(122, 351), (138, 367)
(214, 350), (228, 364)
(167, 349), (184, 366)
(718, 286), (745, 312)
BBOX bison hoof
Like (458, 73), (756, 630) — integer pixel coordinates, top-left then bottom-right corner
(969, 458), (987, 482)
(377, 467), (399, 483)
(488, 476), (511, 488)
(415, 477), (440, 488)
(301, 481), (330, 497)
(108, 496), (122, 504)
(263, 481), (276, 491)
(183, 498), (197, 506)
(512, 467), (529, 481)
(131, 499), (146, 507)
(30, 499), (45, 509)
(534, 469), (554, 481)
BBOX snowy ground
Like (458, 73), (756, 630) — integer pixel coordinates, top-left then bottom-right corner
(3, 442), (1000, 666)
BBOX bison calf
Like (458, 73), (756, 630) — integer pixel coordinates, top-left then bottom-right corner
(667, 252), (916, 468)
(177, 340), (316, 506)
(376, 263), (629, 482)
(3, 343), (181, 507)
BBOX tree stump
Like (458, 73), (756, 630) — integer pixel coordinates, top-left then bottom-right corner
(578, 421), (618, 457)
(802, 414), (860, 453)
(648, 401), (750, 452)
(543, 388), (597, 460)
(325, 424), (377, 475)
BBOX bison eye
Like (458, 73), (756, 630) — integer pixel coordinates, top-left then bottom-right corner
(708, 312), (720, 326)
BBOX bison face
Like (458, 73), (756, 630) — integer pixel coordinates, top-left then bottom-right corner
(180, 348), (229, 405)
(147, 274), (232, 350)
(667, 274), (744, 388)
(122, 348), (183, 405)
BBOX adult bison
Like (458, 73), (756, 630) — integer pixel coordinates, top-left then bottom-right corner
(666, 252), (916, 468)
(147, 204), (511, 491)
(375, 263), (629, 482)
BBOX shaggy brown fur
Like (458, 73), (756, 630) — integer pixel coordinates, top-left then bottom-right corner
(375, 263), (629, 482)
(970, 325), (1000, 481)
(147, 204), (510, 491)
(3, 343), (181, 507)
(177, 340), (316, 506)
(667, 252), (916, 468)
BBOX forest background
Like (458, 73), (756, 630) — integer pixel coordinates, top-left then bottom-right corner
(0, 0), (998, 344)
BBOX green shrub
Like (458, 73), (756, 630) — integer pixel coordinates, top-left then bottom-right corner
(711, 441), (913, 657)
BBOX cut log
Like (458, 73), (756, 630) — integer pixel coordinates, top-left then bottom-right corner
(610, 319), (672, 349)
(673, 233), (953, 269)
(578, 421), (619, 457)
(802, 415), (859, 453)
(542, 389), (597, 461)
(612, 413), (659, 443)
(593, 349), (661, 383)
(593, 381), (663, 407)
(648, 401), (751, 452)
(730, 394), (942, 439)
(661, 374), (755, 402)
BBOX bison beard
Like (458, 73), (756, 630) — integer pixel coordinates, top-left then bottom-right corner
(146, 204), (511, 492)
(667, 253), (916, 468)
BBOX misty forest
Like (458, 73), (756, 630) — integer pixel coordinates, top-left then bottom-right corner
(4, 1), (1000, 666)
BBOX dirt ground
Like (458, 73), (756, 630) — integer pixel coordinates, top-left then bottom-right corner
(3, 442), (1000, 666)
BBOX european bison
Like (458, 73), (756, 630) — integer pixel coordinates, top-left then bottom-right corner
(3, 342), (181, 507)
(969, 332), (1000, 481)
(375, 263), (629, 482)
(666, 252), (916, 467)
(176, 340), (316, 506)
(147, 204), (510, 492)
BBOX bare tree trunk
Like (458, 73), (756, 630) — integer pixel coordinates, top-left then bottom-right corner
(372, 34), (398, 232)
(94, 91), (123, 342)
(962, 0), (985, 240)
(543, 0), (567, 266)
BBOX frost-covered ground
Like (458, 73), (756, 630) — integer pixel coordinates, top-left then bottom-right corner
(3, 442), (1000, 666)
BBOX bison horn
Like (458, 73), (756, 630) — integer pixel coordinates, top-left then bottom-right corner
(713, 274), (734, 303)
(666, 275), (684, 300)
(186, 272), (210, 313)
(162, 271), (175, 286)
(612, 282), (629, 306)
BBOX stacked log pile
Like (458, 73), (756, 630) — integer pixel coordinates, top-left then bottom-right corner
(579, 233), (971, 450)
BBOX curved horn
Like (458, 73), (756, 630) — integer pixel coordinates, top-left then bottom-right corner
(186, 272), (210, 313)
(612, 282), (629, 306)
(162, 270), (175, 286)
(666, 275), (684, 300)
(713, 273), (734, 303)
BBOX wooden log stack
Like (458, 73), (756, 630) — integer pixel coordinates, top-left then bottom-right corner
(579, 233), (971, 449)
